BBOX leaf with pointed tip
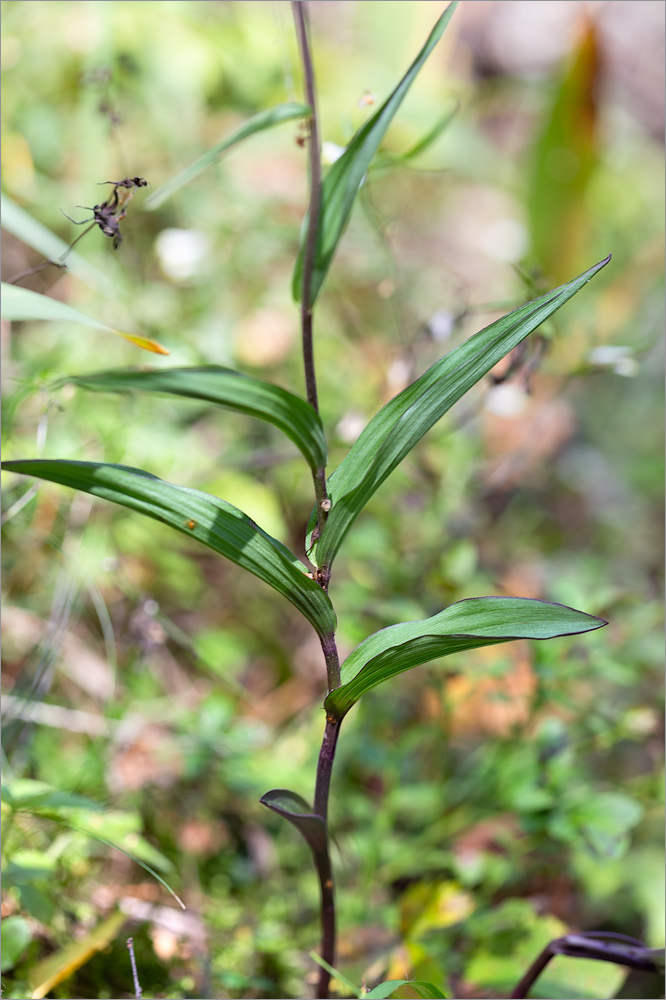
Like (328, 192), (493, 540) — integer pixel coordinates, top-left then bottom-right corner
(325, 597), (606, 720)
(260, 789), (327, 856)
(145, 102), (311, 210)
(292, 2), (458, 305)
(1, 283), (169, 355)
(61, 366), (326, 472)
(1, 194), (114, 295)
(1, 460), (336, 640)
(308, 255), (611, 569)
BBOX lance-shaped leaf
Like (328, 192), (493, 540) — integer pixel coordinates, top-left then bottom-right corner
(292, 2), (458, 304)
(309, 255), (611, 568)
(1, 193), (114, 295)
(260, 789), (328, 858)
(1, 283), (168, 355)
(325, 597), (606, 720)
(1, 460), (336, 640)
(61, 366), (327, 472)
(145, 102), (311, 210)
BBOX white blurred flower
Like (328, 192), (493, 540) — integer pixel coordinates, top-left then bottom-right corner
(322, 141), (346, 165)
(155, 228), (211, 281)
(588, 345), (638, 376)
(478, 218), (529, 262)
(484, 382), (529, 417)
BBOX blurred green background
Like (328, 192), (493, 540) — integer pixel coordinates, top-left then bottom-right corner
(1, 2), (663, 998)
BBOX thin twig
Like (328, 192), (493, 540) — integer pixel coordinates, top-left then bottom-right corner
(126, 937), (143, 1000)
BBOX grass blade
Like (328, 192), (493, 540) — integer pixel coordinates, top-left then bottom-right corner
(293, 2), (458, 303)
(325, 597), (607, 720)
(1, 283), (169, 355)
(62, 366), (327, 472)
(310, 255), (611, 569)
(145, 102), (311, 210)
(1, 459), (336, 640)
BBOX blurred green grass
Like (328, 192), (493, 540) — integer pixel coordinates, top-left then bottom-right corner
(2, 2), (663, 998)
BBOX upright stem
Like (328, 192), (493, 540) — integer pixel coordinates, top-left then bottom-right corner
(292, 0), (322, 413)
(292, 1), (330, 549)
(292, 7), (342, 996)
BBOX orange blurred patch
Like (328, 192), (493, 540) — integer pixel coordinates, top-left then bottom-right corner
(445, 642), (536, 737)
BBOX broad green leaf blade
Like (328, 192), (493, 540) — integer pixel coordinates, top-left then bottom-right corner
(325, 597), (606, 720)
(1, 193), (114, 295)
(2, 460), (336, 640)
(62, 366), (327, 472)
(293, 2), (458, 304)
(260, 788), (327, 855)
(366, 982), (448, 1000)
(145, 102), (311, 210)
(1, 283), (169, 355)
(310, 255), (611, 568)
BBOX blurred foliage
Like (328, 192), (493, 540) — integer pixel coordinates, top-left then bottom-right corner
(1, 2), (664, 998)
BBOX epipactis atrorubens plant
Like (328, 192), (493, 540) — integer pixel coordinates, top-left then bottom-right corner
(2, 3), (611, 998)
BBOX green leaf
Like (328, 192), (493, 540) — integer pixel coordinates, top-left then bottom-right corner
(370, 982), (448, 1000)
(1, 193), (114, 295)
(1, 283), (169, 355)
(1, 779), (104, 813)
(62, 366), (327, 472)
(1, 460), (336, 640)
(292, 2), (458, 304)
(28, 910), (127, 999)
(370, 100), (459, 175)
(325, 597), (606, 720)
(1, 916), (32, 972)
(145, 102), (311, 210)
(309, 255), (611, 569)
(260, 789), (327, 856)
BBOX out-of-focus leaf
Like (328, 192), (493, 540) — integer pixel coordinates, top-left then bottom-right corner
(389, 983), (449, 1000)
(0, 916), (32, 972)
(614, 965), (666, 1000)
(528, 20), (600, 282)
(145, 102), (311, 210)
(365, 980), (448, 999)
(0, 283), (169, 355)
(28, 910), (127, 999)
(1, 193), (114, 295)
(1, 460), (336, 640)
(292, 2), (458, 304)
(325, 598), (606, 720)
(549, 791), (644, 859)
(308, 953), (360, 997)
(309, 255), (611, 569)
(1, 778), (104, 813)
(62, 366), (327, 472)
(371, 100), (459, 174)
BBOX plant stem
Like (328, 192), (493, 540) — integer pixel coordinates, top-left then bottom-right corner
(312, 713), (342, 999)
(292, 0), (330, 548)
(313, 836), (336, 1000)
(292, 7), (341, 996)
(291, 0), (322, 410)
